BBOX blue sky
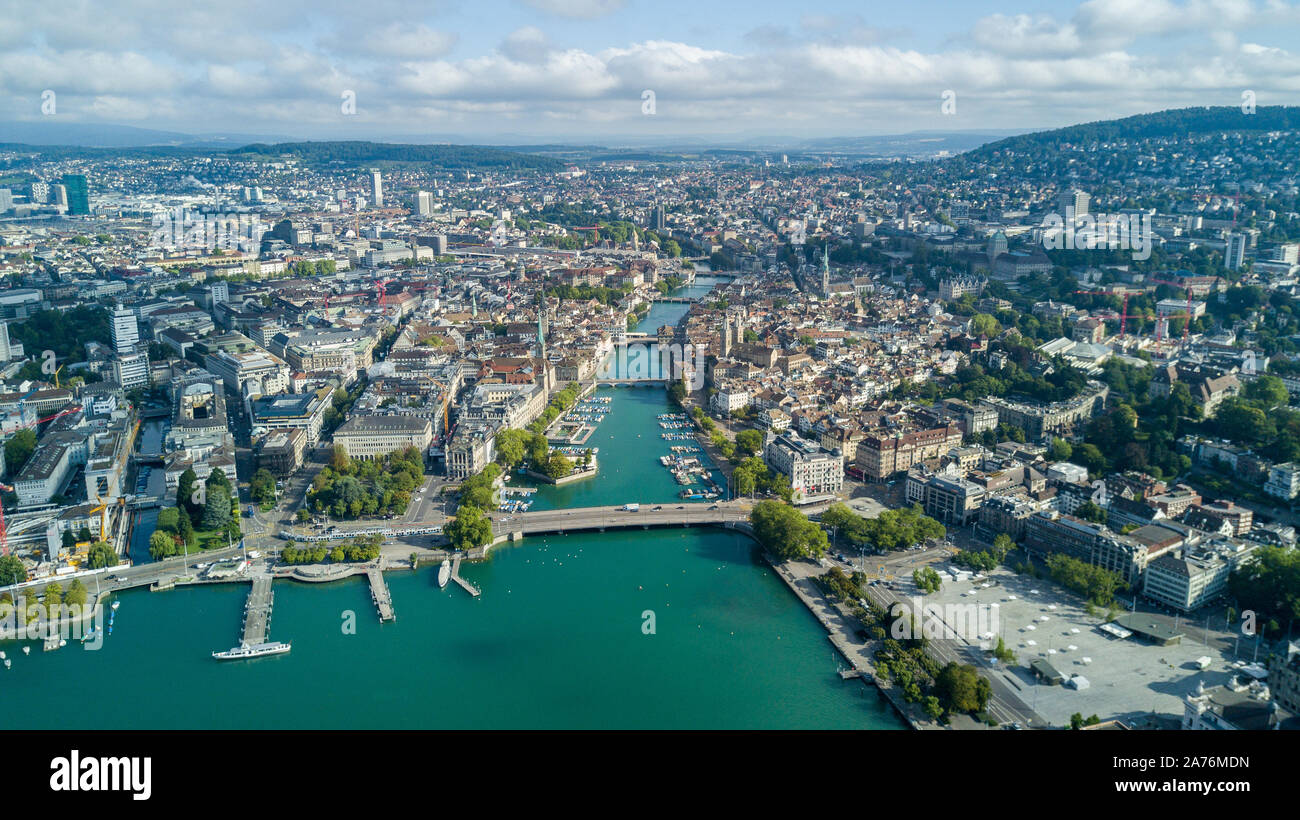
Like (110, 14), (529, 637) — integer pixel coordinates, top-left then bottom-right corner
(2, 0), (1298, 143)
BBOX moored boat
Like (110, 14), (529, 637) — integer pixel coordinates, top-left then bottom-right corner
(212, 641), (291, 661)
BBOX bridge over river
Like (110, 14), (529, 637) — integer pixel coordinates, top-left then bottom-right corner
(486, 502), (753, 546)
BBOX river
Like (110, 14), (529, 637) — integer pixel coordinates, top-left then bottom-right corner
(0, 274), (905, 730)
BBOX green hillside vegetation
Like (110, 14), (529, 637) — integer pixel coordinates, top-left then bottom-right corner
(226, 141), (563, 172)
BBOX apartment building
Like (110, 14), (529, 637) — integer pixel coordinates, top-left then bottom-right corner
(855, 424), (962, 481)
(981, 382), (1109, 439)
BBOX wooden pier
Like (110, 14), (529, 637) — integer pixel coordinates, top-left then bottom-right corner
(368, 567), (396, 621)
(449, 555), (480, 597)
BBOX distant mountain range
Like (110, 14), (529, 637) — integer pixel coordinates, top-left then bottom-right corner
(227, 141), (564, 172)
(0, 121), (294, 148)
(1, 106), (1296, 165)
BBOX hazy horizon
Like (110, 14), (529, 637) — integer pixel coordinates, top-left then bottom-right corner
(2, 0), (1298, 143)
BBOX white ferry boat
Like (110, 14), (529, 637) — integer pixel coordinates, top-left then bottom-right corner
(438, 559), (451, 588)
(212, 641), (291, 661)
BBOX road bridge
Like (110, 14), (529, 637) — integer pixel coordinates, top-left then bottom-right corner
(490, 503), (751, 542)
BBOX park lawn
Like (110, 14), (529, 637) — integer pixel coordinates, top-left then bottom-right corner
(195, 526), (243, 551)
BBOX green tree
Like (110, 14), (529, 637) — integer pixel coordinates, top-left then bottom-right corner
(1074, 501), (1108, 524)
(1048, 437), (1073, 462)
(250, 468), (277, 506)
(494, 428), (527, 469)
(913, 567), (942, 594)
(935, 663), (991, 715)
(1228, 546), (1300, 627)
(749, 500), (828, 560)
(969, 313), (1002, 337)
(177, 511), (196, 548)
(43, 581), (62, 607)
(329, 444), (353, 472)
(545, 453), (573, 480)
(0, 555), (25, 585)
(201, 483), (233, 531)
(149, 530), (178, 560)
(923, 696), (944, 721)
(205, 467), (232, 496)
(156, 507), (180, 534)
(86, 541), (117, 569)
(734, 429), (764, 457)
(64, 579), (88, 608)
(1244, 374), (1289, 408)
(177, 468), (201, 524)
(61, 530), (77, 550)
(3, 429), (37, 476)
(446, 504), (494, 551)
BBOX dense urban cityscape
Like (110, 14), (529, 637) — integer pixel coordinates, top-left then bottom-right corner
(2, 7), (1300, 775)
(0, 103), (1297, 737)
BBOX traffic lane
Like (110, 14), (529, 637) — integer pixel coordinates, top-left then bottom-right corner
(864, 583), (1043, 727)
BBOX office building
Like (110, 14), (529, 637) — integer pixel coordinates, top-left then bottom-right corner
(1058, 188), (1089, 224)
(334, 415), (433, 461)
(1226, 233), (1247, 271)
(111, 349), (150, 389)
(370, 170), (383, 208)
(61, 173), (89, 215)
(111, 304), (138, 354)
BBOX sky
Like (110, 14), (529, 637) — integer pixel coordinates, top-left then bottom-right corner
(1, 0), (1298, 144)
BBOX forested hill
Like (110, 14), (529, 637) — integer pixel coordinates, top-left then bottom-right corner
(965, 105), (1300, 159)
(226, 141), (564, 171)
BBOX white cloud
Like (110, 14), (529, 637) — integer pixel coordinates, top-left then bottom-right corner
(0, 0), (1297, 138)
(500, 26), (552, 64)
(519, 0), (626, 19)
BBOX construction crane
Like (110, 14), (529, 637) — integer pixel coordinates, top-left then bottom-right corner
(0, 405), (84, 555)
(1075, 290), (1142, 338)
(3, 404), (80, 436)
(0, 482), (11, 556)
(1148, 278), (1198, 345)
(1154, 311), (1192, 343)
